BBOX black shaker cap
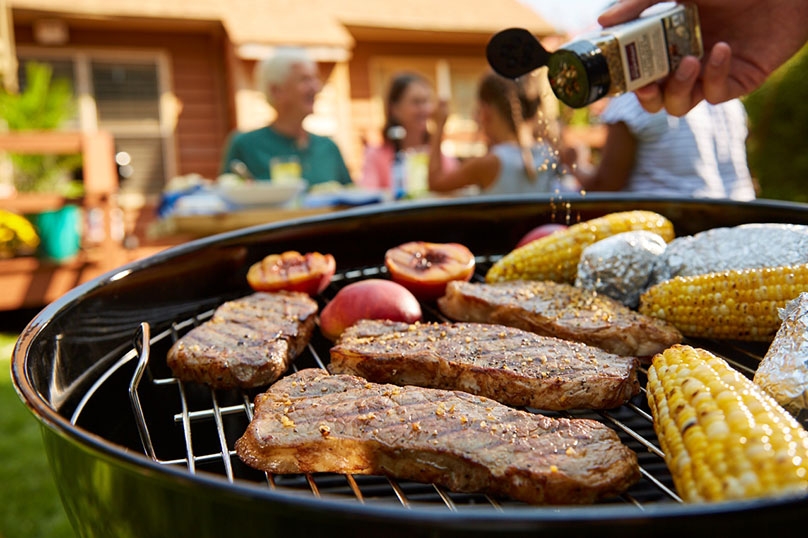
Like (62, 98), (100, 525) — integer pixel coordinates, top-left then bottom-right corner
(486, 28), (550, 79)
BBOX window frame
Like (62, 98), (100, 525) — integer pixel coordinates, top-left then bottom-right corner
(16, 45), (177, 188)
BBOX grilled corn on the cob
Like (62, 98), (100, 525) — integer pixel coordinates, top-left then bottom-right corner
(639, 263), (808, 341)
(647, 344), (808, 503)
(486, 210), (675, 283)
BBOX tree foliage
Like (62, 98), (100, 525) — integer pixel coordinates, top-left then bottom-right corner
(0, 61), (82, 193)
(743, 44), (808, 202)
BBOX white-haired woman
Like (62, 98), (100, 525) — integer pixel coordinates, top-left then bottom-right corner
(220, 47), (352, 187)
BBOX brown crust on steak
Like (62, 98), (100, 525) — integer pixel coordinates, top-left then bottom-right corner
(235, 369), (640, 505)
(438, 280), (681, 356)
(329, 320), (639, 410)
(166, 292), (317, 389)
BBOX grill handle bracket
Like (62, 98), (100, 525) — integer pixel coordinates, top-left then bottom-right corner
(129, 322), (157, 460)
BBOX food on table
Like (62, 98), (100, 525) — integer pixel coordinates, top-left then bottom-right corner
(639, 263), (808, 341)
(515, 223), (568, 248)
(167, 291), (317, 389)
(646, 344), (808, 503)
(438, 280), (681, 357)
(575, 230), (668, 308)
(486, 210), (674, 284)
(384, 241), (475, 301)
(328, 319), (639, 411)
(247, 250), (336, 296)
(754, 292), (808, 417)
(649, 223), (808, 286)
(318, 279), (422, 341)
(235, 368), (641, 505)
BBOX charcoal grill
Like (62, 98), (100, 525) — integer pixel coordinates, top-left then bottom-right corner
(12, 194), (808, 537)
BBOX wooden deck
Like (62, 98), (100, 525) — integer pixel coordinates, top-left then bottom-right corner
(0, 242), (176, 310)
(0, 130), (183, 310)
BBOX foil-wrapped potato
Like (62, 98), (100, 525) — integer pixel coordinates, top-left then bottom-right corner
(754, 292), (808, 420)
(575, 231), (667, 308)
(650, 223), (808, 286)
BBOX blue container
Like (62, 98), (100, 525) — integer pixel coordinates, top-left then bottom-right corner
(32, 205), (82, 262)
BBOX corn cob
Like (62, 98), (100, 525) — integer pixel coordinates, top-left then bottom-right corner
(485, 210), (675, 283)
(639, 263), (808, 341)
(647, 344), (808, 503)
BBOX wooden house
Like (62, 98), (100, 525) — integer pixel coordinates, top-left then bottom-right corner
(3, 0), (558, 201)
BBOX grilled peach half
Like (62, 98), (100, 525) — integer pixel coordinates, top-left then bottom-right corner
(385, 241), (476, 301)
(247, 251), (336, 296)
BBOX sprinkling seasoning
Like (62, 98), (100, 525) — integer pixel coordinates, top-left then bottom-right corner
(547, 3), (702, 108)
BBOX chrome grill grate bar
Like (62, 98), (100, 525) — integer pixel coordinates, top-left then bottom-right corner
(113, 256), (771, 511)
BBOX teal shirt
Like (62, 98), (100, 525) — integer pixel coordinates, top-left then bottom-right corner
(220, 126), (352, 187)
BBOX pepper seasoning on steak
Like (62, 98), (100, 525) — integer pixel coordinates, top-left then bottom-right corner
(329, 319), (640, 411)
(167, 291), (317, 389)
(438, 280), (682, 357)
(235, 369), (641, 505)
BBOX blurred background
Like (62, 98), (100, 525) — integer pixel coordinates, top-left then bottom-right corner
(1, 0), (807, 536)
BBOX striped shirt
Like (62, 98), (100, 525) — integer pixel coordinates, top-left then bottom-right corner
(600, 93), (756, 200)
(486, 142), (560, 195)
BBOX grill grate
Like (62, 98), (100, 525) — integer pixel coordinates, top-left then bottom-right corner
(74, 255), (768, 510)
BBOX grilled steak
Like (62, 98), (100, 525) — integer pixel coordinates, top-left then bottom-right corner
(438, 280), (681, 356)
(329, 320), (639, 410)
(235, 369), (641, 505)
(167, 292), (317, 389)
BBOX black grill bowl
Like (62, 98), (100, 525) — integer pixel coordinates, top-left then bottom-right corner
(12, 194), (808, 537)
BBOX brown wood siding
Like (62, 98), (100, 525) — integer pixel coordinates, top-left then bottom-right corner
(346, 39), (490, 168)
(13, 22), (231, 184)
(348, 40), (487, 98)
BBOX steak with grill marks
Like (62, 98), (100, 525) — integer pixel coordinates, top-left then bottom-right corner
(328, 320), (639, 411)
(167, 291), (317, 389)
(438, 280), (682, 357)
(235, 369), (641, 505)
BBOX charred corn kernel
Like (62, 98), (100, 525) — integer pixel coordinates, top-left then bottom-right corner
(486, 210), (674, 283)
(639, 263), (808, 341)
(647, 344), (808, 503)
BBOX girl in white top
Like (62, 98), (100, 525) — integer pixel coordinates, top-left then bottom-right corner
(428, 71), (560, 195)
(568, 92), (756, 200)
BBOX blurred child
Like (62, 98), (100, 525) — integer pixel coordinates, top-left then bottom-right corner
(428, 71), (560, 195)
(360, 72), (457, 193)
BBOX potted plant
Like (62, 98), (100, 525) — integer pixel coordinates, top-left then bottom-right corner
(0, 61), (84, 261)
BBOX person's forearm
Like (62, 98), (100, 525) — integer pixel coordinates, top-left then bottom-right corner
(572, 165), (623, 192)
(427, 124), (446, 191)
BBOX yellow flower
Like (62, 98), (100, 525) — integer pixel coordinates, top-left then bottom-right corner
(0, 210), (40, 256)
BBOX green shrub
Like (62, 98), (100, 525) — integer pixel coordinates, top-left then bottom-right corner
(0, 61), (82, 194)
(744, 43), (808, 202)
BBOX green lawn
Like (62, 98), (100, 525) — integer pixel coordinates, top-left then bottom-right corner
(1, 333), (75, 538)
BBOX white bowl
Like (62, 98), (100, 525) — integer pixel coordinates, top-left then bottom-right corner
(217, 180), (306, 208)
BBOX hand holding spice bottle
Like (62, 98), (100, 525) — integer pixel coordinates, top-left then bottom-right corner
(487, 3), (702, 109)
(598, 0), (808, 116)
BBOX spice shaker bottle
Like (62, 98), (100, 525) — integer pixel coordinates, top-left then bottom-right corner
(486, 2), (703, 108)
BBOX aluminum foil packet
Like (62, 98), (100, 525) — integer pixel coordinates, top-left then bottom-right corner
(754, 292), (808, 421)
(575, 230), (667, 308)
(650, 223), (808, 286)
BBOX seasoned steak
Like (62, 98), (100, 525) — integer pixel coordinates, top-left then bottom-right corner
(167, 292), (317, 389)
(438, 280), (681, 356)
(329, 320), (639, 410)
(235, 369), (641, 505)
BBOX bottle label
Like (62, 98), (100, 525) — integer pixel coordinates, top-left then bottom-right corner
(611, 17), (670, 90)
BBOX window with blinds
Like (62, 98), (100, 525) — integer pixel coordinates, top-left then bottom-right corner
(16, 51), (171, 196)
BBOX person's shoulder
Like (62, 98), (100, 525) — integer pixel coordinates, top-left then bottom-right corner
(602, 93), (668, 136)
(364, 143), (393, 160)
(601, 93), (646, 120)
(230, 126), (270, 145)
(307, 131), (339, 146)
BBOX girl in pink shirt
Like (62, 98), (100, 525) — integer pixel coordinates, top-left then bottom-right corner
(360, 72), (457, 192)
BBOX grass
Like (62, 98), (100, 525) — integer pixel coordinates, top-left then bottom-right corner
(1, 332), (75, 538)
